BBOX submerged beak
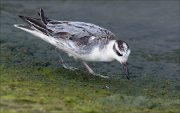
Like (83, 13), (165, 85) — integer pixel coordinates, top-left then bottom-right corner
(122, 62), (130, 80)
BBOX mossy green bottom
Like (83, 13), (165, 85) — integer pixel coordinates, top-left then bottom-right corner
(0, 65), (179, 113)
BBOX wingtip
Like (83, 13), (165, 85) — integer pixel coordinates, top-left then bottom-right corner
(38, 8), (44, 16)
(40, 8), (43, 12)
(37, 8), (41, 16)
(14, 24), (19, 28)
(13, 24), (24, 29)
(13, 24), (23, 29)
(18, 15), (27, 21)
(38, 8), (47, 25)
(18, 15), (24, 19)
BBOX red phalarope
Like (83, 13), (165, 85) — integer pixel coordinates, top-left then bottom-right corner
(14, 8), (131, 79)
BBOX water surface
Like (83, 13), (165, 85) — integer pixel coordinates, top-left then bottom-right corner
(1, 0), (179, 98)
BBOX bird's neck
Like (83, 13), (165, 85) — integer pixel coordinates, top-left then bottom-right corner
(104, 40), (116, 60)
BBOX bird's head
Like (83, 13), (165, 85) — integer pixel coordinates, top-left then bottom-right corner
(112, 40), (131, 79)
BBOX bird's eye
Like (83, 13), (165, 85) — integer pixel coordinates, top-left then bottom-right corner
(113, 44), (122, 56)
(116, 50), (122, 56)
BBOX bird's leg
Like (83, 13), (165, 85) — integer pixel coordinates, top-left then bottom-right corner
(56, 48), (78, 70)
(81, 61), (94, 74)
(81, 61), (109, 78)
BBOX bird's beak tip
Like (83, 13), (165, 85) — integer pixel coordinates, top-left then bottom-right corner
(122, 62), (130, 80)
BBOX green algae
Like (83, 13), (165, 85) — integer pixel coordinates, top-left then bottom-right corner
(0, 1), (180, 112)
(0, 65), (180, 113)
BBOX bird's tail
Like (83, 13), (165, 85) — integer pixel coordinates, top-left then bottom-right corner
(14, 8), (58, 47)
(14, 8), (52, 36)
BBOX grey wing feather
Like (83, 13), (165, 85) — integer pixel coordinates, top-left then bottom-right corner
(46, 21), (116, 54)
(47, 21), (116, 40)
(17, 8), (115, 41)
(16, 8), (116, 54)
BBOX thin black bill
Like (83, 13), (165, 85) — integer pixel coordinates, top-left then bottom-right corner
(122, 63), (130, 80)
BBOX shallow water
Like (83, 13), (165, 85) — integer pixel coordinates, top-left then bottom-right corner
(1, 0), (180, 112)
(1, 0), (179, 93)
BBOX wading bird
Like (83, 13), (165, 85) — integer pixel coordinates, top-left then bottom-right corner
(14, 8), (131, 79)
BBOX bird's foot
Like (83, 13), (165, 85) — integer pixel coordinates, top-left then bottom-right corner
(91, 73), (109, 79)
(62, 63), (78, 71)
(58, 59), (78, 71)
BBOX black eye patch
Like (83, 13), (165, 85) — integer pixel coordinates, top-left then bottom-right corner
(115, 50), (122, 56)
(113, 44), (122, 56)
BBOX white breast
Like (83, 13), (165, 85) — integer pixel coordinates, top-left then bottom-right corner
(75, 41), (116, 62)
